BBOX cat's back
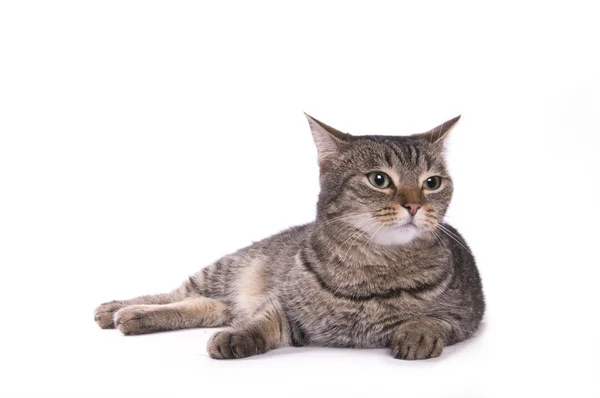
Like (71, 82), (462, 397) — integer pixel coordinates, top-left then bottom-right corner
(246, 223), (313, 259)
(197, 223), (313, 299)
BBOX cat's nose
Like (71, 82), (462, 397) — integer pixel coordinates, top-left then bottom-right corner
(402, 203), (422, 216)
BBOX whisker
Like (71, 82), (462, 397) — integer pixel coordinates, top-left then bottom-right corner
(431, 228), (448, 250)
(361, 223), (385, 252)
(436, 224), (472, 254)
(340, 221), (380, 264)
(336, 218), (374, 250)
(318, 218), (374, 272)
(437, 223), (467, 243)
(307, 212), (373, 238)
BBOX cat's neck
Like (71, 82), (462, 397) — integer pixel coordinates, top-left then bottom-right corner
(311, 218), (437, 262)
(302, 220), (450, 298)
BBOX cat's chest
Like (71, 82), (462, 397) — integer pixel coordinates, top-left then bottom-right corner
(283, 283), (427, 349)
(281, 249), (449, 348)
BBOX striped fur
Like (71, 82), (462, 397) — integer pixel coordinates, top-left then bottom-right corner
(94, 114), (484, 360)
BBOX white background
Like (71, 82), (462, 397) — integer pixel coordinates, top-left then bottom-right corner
(1, 1), (599, 397)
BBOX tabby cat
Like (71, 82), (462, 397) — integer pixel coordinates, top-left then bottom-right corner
(94, 114), (484, 360)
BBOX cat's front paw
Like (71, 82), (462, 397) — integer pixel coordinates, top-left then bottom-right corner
(392, 329), (444, 360)
(207, 329), (267, 359)
(94, 301), (126, 329)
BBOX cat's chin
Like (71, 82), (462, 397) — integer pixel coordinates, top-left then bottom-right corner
(369, 224), (420, 246)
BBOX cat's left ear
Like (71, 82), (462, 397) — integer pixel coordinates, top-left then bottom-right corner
(305, 113), (349, 171)
(419, 115), (461, 145)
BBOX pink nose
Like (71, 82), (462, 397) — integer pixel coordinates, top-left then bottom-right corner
(402, 203), (422, 216)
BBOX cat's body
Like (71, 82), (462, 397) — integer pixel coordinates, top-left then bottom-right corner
(95, 114), (484, 360)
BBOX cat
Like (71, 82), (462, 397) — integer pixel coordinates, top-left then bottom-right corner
(94, 114), (485, 360)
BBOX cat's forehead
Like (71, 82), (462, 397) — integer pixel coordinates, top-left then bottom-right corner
(346, 135), (442, 172)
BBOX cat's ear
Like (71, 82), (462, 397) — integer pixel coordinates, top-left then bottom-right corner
(304, 113), (349, 170)
(419, 115), (461, 145)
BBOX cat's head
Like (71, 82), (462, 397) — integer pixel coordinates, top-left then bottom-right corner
(307, 114), (459, 246)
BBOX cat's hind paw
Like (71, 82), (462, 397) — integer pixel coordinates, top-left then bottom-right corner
(113, 306), (158, 335)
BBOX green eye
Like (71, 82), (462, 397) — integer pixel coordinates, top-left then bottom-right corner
(423, 176), (442, 190)
(367, 172), (392, 189)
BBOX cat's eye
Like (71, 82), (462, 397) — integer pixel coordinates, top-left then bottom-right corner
(367, 172), (392, 189)
(423, 176), (442, 191)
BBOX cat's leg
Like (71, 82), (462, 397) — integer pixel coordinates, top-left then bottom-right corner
(390, 317), (452, 360)
(95, 294), (180, 329)
(94, 271), (208, 329)
(114, 296), (231, 335)
(207, 296), (290, 359)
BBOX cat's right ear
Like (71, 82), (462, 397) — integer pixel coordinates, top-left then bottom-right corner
(304, 113), (349, 171)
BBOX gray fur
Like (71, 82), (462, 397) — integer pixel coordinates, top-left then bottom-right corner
(94, 114), (484, 360)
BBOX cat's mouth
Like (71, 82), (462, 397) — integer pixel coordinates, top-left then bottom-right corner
(392, 219), (417, 231)
(368, 218), (420, 245)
